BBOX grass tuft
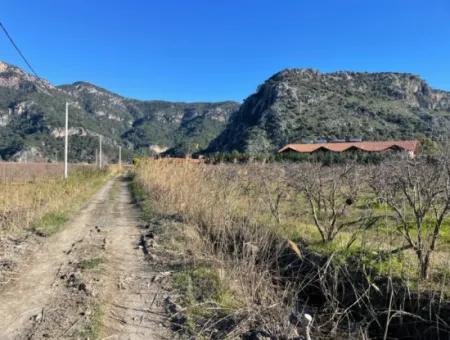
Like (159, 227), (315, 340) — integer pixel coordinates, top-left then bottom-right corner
(78, 304), (104, 339)
(79, 257), (104, 270)
(32, 211), (69, 236)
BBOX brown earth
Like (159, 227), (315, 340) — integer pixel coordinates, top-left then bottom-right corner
(0, 177), (173, 339)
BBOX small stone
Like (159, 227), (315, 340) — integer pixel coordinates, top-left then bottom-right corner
(78, 282), (87, 292)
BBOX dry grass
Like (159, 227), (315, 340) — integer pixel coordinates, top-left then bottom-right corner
(133, 158), (450, 338)
(0, 162), (98, 183)
(0, 163), (111, 237)
(134, 159), (301, 337)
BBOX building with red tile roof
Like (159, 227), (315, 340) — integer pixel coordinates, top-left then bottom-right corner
(278, 140), (419, 157)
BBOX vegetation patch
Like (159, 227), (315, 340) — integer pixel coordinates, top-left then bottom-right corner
(128, 173), (151, 217)
(77, 304), (104, 339)
(78, 257), (104, 271)
(171, 266), (240, 335)
(1, 167), (111, 239)
(32, 211), (69, 236)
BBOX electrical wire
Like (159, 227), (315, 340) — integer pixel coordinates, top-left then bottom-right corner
(0, 21), (39, 78)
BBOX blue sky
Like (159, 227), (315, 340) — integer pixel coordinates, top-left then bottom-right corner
(1, 0), (449, 102)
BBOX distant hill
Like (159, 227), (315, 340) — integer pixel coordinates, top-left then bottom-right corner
(206, 69), (450, 153)
(0, 61), (239, 162)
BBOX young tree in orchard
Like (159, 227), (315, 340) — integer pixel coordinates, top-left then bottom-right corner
(290, 162), (376, 243)
(244, 162), (288, 225)
(370, 156), (450, 279)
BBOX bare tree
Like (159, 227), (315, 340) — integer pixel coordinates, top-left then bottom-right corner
(370, 156), (450, 279)
(290, 162), (376, 243)
(243, 163), (288, 225)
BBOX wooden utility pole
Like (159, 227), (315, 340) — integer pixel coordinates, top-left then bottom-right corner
(99, 135), (103, 169)
(119, 146), (122, 169)
(64, 102), (69, 179)
(95, 149), (98, 167)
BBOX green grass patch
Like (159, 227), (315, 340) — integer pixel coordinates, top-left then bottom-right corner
(30, 169), (110, 237)
(32, 211), (69, 236)
(79, 257), (104, 270)
(172, 265), (240, 334)
(78, 304), (104, 339)
(129, 175), (154, 220)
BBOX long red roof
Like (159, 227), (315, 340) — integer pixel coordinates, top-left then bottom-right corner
(278, 140), (419, 153)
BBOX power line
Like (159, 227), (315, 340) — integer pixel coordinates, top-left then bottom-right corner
(0, 21), (39, 78)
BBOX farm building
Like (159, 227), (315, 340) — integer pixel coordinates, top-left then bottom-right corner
(278, 140), (420, 158)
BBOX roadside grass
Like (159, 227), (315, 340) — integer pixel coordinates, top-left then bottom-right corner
(129, 173), (153, 220)
(130, 171), (245, 336)
(1, 167), (112, 238)
(32, 211), (69, 236)
(173, 265), (241, 334)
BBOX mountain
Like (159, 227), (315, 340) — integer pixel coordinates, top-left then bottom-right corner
(4, 62), (450, 160)
(0, 61), (239, 162)
(206, 69), (450, 153)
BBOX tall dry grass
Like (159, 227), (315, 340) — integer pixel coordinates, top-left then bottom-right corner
(0, 162), (96, 183)
(134, 159), (302, 337)
(0, 164), (109, 237)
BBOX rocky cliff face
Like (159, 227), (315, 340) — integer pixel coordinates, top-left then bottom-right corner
(0, 62), (54, 91)
(0, 61), (239, 161)
(207, 69), (450, 153)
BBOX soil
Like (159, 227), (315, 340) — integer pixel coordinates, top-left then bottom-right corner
(0, 176), (173, 339)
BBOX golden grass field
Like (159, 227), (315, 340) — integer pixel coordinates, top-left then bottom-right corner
(0, 162), (111, 237)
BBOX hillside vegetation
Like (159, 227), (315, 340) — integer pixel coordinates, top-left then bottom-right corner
(0, 61), (239, 162)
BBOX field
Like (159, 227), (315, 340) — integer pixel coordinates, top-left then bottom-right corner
(0, 162), (109, 237)
(133, 157), (450, 339)
(0, 162), (63, 183)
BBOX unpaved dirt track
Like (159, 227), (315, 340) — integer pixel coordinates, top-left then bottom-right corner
(0, 177), (171, 339)
(100, 178), (170, 339)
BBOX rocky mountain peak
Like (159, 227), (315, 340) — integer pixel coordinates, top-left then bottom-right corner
(60, 81), (122, 99)
(259, 69), (450, 110)
(270, 68), (320, 82)
(0, 61), (54, 91)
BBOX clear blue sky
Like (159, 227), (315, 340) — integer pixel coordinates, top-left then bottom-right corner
(1, 0), (449, 102)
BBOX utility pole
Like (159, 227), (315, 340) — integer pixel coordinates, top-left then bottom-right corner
(119, 146), (122, 169)
(99, 135), (103, 169)
(64, 102), (69, 179)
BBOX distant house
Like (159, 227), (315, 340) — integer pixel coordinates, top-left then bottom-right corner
(278, 140), (420, 158)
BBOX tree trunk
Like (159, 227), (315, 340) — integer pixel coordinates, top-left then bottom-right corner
(419, 253), (430, 280)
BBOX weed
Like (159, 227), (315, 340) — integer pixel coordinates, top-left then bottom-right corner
(79, 257), (104, 270)
(78, 304), (104, 339)
(32, 211), (68, 236)
(173, 266), (240, 334)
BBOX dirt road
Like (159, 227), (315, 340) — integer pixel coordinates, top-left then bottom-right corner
(0, 177), (171, 339)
